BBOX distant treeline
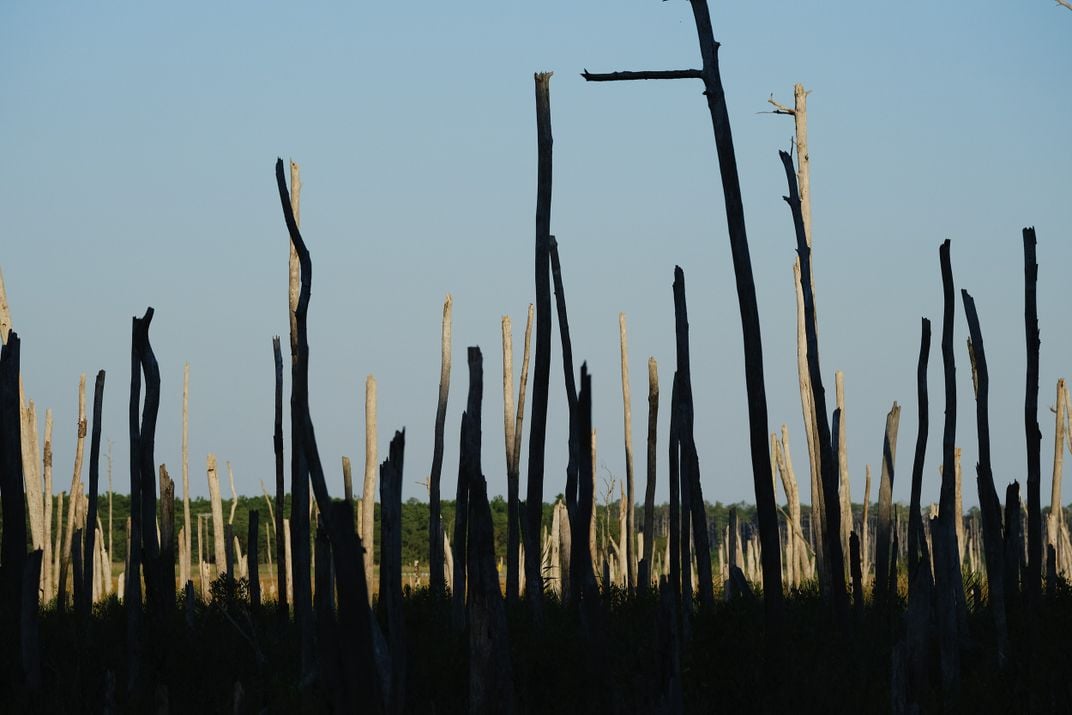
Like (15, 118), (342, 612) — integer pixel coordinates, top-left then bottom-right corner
(4, 492), (1066, 568)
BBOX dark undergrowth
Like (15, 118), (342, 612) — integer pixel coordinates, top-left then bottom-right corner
(4, 579), (1072, 713)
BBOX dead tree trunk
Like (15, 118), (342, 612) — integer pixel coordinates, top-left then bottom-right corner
(936, 240), (962, 702)
(452, 350), (484, 627)
(429, 295), (452, 598)
(836, 372), (851, 579)
(272, 336), (287, 613)
(639, 358), (659, 590)
(907, 319), (932, 587)
(874, 403), (902, 608)
(667, 373), (681, 605)
(362, 375), (378, 605)
(158, 466), (175, 609)
(506, 304), (533, 604)
(79, 370), (105, 621)
(133, 310), (163, 618)
(1023, 227), (1042, 606)
(125, 317), (144, 695)
(0, 334), (28, 677)
(275, 157), (385, 711)
(584, 5), (791, 621)
(619, 313), (637, 590)
(524, 71), (554, 616)
(59, 374), (87, 611)
(182, 363), (192, 593)
(779, 150), (846, 618)
(207, 455), (227, 578)
(673, 267), (714, 607)
(379, 431), (405, 714)
(961, 289), (1007, 663)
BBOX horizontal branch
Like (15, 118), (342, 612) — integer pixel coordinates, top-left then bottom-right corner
(581, 69), (703, 82)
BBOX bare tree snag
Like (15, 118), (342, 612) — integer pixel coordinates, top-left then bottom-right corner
(79, 371), (105, 620)
(1048, 379), (1067, 565)
(794, 258), (825, 589)
(0, 334), (27, 672)
(363, 375), (378, 606)
(585, 0), (784, 624)
(640, 358), (659, 590)
(836, 372), (851, 575)
(182, 362), (192, 591)
(668, 373), (681, 605)
(780, 150), (845, 618)
(0, 268), (11, 344)
(379, 431), (405, 714)
(619, 313), (637, 590)
(874, 403), (901, 607)
(272, 336), (287, 612)
(43, 410), (53, 602)
(962, 290), (1008, 661)
(1023, 227), (1042, 605)
(275, 157), (386, 710)
(430, 295), (453, 598)
(525, 71), (554, 616)
(158, 465), (175, 609)
(207, 455), (227, 578)
(453, 349), (484, 626)
(59, 374), (88, 610)
(907, 319), (932, 586)
(21, 402), (44, 566)
(507, 304), (533, 603)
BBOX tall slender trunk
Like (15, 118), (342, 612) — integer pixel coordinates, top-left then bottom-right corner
(362, 375), (378, 605)
(524, 72), (554, 615)
(619, 313), (637, 590)
(182, 363), (192, 591)
(272, 336), (287, 612)
(506, 304), (533, 604)
(79, 371), (105, 620)
(1023, 228), (1042, 605)
(59, 374), (88, 610)
(429, 295), (452, 597)
(640, 358), (659, 590)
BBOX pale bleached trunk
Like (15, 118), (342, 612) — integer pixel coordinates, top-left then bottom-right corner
(1047, 379), (1066, 559)
(22, 400), (45, 559)
(207, 454), (227, 578)
(836, 372), (851, 576)
(362, 375), (378, 605)
(53, 491), (64, 599)
(619, 313), (637, 589)
(197, 513), (206, 598)
(776, 425), (810, 584)
(182, 363), (192, 589)
(59, 374), (88, 607)
(43, 410), (54, 602)
(794, 259), (824, 586)
(0, 267), (11, 343)
(283, 518), (294, 605)
(227, 461), (239, 525)
(549, 501), (563, 597)
(590, 428), (598, 568)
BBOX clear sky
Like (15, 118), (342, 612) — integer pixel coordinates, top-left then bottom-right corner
(2, 2), (1070, 510)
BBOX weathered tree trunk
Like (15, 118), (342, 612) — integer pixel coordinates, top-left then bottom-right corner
(0, 334), (28, 675)
(158, 466), (175, 608)
(1023, 227), (1042, 606)
(506, 304), (533, 604)
(379, 431), (405, 714)
(780, 150), (845, 618)
(454, 349), (485, 626)
(43, 410), (54, 602)
(964, 290), (1008, 641)
(207, 455), (226, 578)
(125, 317), (144, 695)
(640, 358), (659, 590)
(667, 373), (681, 605)
(429, 295), (452, 599)
(935, 241), (962, 702)
(363, 375), (378, 606)
(182, 363), (192, 594)
(272, 336), (287, 613)
(78, 371), (105, 621)
(861, 465), (871, 588)
(524, 71), (554, 616)
(59, 374), (87, 611)
(874, 403), (901, 607)
(672, 268), (714, 607)
(619, 313), (637, 590)
(907, 319), (932, 589)
(850, 532), (863, 618)
(275, 157), (386, 711)
(133, 310), (163, 623)
(1047, 379), (1066, 568)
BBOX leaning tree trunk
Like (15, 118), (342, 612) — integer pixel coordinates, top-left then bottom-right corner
(962, 290), (1007, 663)
(907, 319), (932, 587)
(780, 150), (846, 619)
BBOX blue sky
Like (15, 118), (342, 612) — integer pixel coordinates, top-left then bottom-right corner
(2, 1), (1070, 509)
